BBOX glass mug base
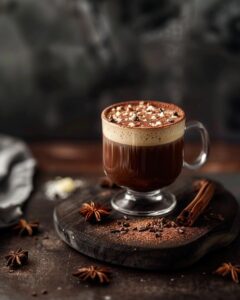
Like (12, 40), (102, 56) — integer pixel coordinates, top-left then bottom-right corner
(111, 188), (177, 216)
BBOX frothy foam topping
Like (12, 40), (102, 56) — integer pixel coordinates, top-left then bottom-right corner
(105, 101), (184, 128)
(102, 101), (185, 146)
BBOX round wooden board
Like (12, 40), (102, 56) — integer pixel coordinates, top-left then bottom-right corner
(53, 177), (240, 270)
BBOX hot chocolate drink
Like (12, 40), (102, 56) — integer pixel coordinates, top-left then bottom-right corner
(102, 101), (185, 192)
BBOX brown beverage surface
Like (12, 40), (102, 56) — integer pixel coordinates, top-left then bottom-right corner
(102, 101), (185, 192)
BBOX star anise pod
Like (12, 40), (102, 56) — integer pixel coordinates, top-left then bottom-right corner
(13, 219), (39, 236)
(214, 262), (240, 283)
(72, 266), (111, 284)
(80, 201), (111, 222)
(5, 248), (28, 268)
(99, 177), (118, 188)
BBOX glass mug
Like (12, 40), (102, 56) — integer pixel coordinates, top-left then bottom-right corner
(101, 101), (209, 216)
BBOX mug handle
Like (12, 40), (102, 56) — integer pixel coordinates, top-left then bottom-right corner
(183, 120), (210, 170)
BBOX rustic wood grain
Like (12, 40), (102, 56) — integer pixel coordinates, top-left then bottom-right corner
(54, 177), (240, 270)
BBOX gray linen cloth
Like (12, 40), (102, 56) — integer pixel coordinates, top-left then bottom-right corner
(0, 135), (36, 228)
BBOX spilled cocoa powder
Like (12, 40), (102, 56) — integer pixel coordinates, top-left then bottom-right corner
(92, 217), (209, 248)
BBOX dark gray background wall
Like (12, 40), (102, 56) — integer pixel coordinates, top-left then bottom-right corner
(0, 0), (239, 141)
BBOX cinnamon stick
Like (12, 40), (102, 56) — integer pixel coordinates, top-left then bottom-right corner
(177, 179), (215, 227)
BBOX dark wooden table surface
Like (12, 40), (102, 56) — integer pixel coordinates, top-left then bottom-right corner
(1, 142), (240, 300)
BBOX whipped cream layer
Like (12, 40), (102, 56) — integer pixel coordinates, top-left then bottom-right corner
(102, 101), (185, 146)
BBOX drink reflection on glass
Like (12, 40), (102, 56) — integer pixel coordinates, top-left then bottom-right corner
(102, 101), (209, 216)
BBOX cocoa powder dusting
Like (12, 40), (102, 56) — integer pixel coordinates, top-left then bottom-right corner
(92, 218), (208, 248)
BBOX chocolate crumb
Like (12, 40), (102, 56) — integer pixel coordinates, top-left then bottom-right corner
(173, 112), (180, 117)
(178, 228), (185, 234)
(138, 226), (148, 232)
(170, 221), (177, 227)
(110, 229), (120, 234)
(41, 290), (48, 295)
(108, 116), (115, 123)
